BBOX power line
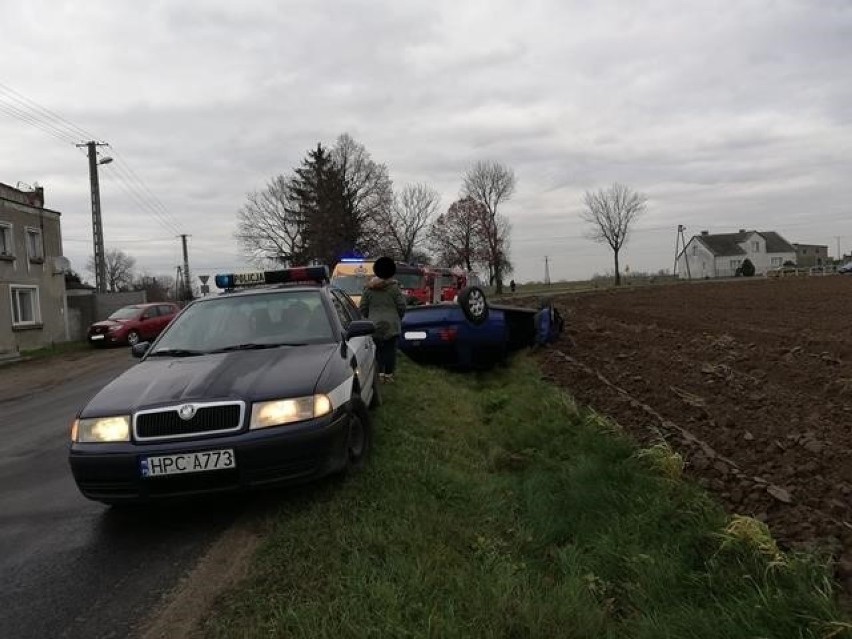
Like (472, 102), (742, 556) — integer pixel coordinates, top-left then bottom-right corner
(0, 81), (99, 141)
(0, 100), (78, 145)
(100, 161), (183, 236)
(108, 146), (185, 233)
(98, 168), (181, 237)
(64, 236), (175, 244)
(0, 80), (184, 236)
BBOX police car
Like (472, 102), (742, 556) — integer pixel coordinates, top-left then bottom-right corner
(68, 266), (379, 505)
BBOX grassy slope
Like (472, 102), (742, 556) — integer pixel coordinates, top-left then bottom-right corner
(202, 357), (847, 639)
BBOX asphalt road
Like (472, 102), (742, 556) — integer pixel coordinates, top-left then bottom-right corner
(0, 352), (245, 639)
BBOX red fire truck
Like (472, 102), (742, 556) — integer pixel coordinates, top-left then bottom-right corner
(331, 258), (478, 306)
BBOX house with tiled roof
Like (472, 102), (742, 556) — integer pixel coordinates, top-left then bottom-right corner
(676, 229), (797, 278)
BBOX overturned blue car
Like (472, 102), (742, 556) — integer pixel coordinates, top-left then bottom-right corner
(398, 286), (564, 369)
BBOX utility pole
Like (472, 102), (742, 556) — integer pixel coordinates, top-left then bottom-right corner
(180, 234), (192, 301)
(673, 226), (682, 275)
(836, 236), (842, 262)
(175, 265), (182, 301)
(544, 256), (551, 286)
(77, 141), (111, 293)
(674, 225), (692, 279)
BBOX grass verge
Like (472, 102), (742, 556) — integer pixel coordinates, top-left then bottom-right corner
(201, 355), (848, 638)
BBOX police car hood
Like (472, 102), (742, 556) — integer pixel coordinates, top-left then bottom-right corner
(82, 344), (339, 415)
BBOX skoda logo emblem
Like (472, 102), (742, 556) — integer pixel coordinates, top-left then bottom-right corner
(177, 404), (197, 421)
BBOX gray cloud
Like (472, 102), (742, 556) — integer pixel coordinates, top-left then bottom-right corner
(1, 0), (851, 283)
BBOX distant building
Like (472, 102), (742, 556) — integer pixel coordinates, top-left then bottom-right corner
(0, 182), (68, 354)
(676, 229), (797, 278)
(792, 243), (829, 268)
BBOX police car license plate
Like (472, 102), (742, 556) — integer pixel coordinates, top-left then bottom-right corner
(141, 449), (236, 478)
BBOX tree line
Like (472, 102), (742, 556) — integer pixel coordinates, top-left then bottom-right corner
(84, 134), (648, 295)
(78, 249), (184, 301)
(234, 133), (517, 293)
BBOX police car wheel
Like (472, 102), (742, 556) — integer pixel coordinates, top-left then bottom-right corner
(345, 403), (372, 472)
(458, 286), (489, 325)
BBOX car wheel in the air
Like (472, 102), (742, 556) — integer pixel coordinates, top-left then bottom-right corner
(457, 285), (489, 325)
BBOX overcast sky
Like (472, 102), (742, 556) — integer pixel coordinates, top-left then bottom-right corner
(1, 0), (851, 284)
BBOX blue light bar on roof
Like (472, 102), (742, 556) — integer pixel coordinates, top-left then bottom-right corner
(339, 258), (367, 263)
(214, 266), (329, 289)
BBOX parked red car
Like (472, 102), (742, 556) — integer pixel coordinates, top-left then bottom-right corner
(87, 303), (180, 346)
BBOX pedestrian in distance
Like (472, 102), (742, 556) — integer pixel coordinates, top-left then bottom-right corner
(359, 256), (406, 383)
(510, 279), (516, 293)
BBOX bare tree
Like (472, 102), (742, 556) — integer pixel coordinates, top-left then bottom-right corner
(235, 134), (391, 268)
(429, 197), (489, 272)
(235, 175), (306, 266)
(581, 182), (647, 286)
(133, 272), (176, 302)
(88, 248), (136, 292)
(462, 160), (516, 293)
(472, 205), (513, 285)
(333, 133), (394, 257)
(373, 183), (440, 262)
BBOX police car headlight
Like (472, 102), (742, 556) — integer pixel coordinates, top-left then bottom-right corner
(250, 395), (332, 429)
(72, 416), (131, 443)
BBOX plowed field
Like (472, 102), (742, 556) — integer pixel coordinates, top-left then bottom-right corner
(533, 276), (852, 579)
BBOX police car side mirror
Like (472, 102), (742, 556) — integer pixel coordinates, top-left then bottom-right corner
(346, 320), (375, 340)
(131, 342), (151, 358)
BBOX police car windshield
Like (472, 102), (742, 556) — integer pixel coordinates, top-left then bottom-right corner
(151, 290), (333, 354)
(332, 274), (369, 294)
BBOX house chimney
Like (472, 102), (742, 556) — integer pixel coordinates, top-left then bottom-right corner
(33, 186), (44, 208)
(701, 230), (709, 236)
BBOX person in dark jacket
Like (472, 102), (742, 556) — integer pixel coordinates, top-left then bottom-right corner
(359, 257), (406, 382)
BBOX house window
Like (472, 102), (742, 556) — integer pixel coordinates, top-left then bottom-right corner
(771, 257), (782, 267)
(730, 260), (740, 269)
(692, 245), (697, 256)
(11, 286), (41, 326)
(0, 223), (12, 256)
(26, 228), (44, 261)
(752, 241), (759, 252)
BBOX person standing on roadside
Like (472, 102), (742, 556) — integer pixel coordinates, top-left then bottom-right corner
(359, 257), (406, 382)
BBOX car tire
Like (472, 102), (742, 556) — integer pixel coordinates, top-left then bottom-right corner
(457, 285), (489, 325)
(126, 330), (141, 346)
(344, 401), (372, 473)
(369, 366), (382, 409)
